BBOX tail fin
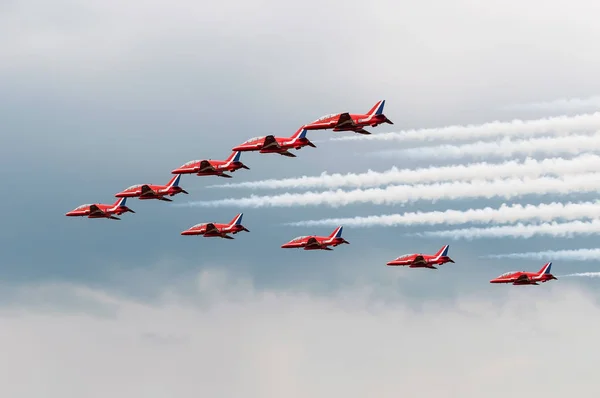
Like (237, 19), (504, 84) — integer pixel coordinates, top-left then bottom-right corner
(228, 213), (244, 226)
(113, 197), (127, 207)
(328, 226), (344, 239)
(366, 100), (386, 116)
(537, 262), (552, 276)
(433, 245), (450, 260)
(166, 174), (182, 187)
(225, 151), (242, 164)
(292, 127), (308, 140)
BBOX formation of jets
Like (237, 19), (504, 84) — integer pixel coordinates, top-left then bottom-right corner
(65, 100), (558, 286)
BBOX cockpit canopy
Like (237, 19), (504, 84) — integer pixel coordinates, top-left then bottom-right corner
(74, 204), (92, 210)
(243, 136), (264, 144)
(313, 113), (339, 122)
(126, 184), (142, 190)
(182, 160), (199, 167)
(291, 235), (309, 242)
(395, 254), (413, 260)
(498, 271), (517, 278)
(191, 223), (207, 229)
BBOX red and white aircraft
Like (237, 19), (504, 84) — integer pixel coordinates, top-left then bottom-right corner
(232, 127), (316, 157)
(303, 100), (393, 135)
(65, 198), (135, 220)
(115, 174), (188, 202)
(490, 262), (557, 285)
(171, 151), (249, 178)
(180, 213), (249, 239)
(386, 245), (453, 269)
(281, 226), (349, 251)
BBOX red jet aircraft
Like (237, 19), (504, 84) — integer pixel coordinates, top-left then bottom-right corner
(180, 213), (249, 239)
(386, 245), (453, 269)
(115, 174), (188, 202)
(281, 226), (349, 251)
(303, 100), (393, 135)
(171, 151), (250, 178)
(490, 262), (557, 285)
(232, 127), (315, 157)
(65, 198), (135, 220)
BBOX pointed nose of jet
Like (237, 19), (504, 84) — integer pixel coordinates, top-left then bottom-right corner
(65, 210), (76, 216)
(181, 230), (193, 235)
(114, 191), (127, 198)
(171, 168), (185, 174)
(281, 242), (292, 248)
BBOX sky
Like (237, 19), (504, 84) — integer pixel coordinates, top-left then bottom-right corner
(2, 0), (600, 396)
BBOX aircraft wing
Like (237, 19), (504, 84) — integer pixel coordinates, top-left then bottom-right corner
(304, 237), (321, 249)
(262, 135), (280, 150)
(140, 185), (156, 197)
(335, 112), (355, 128)
(204, 223), (220, 235)
(279, 150), (297, 158)
(353, 128), (371, 135)
(199, 160), (216, 172)
(413, 255), (426, 265)
(514, 274), (531, 283)
(88, 204), (105, 217)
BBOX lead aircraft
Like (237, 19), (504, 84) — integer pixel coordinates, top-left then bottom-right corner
(386, 245), (454, 269)
(303, 100), (393, 135)
(490, 262), (557, 285)
(65, 198), (135, 220)
(232, 127), (315, 157)
(281, 226), (349, 251)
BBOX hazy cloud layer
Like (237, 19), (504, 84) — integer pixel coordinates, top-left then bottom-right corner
(0, 268), (598, 397)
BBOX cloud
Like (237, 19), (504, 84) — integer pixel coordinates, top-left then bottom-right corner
(208, 154), (600, 190)
(413, 219), (600, 240)
(285, 201), (600, 228)
(331, 112), (600, 143)
(482, 248), (600, 261)
(180, 172), (600, 208)
(505, 95), (600, 111)
(372, 131), (600, 160)
(0, 267), (599, 397)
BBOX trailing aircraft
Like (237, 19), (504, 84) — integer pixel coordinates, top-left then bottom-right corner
(303, 100), (393, 135)
(281, 226), (349, 250)
(180, 213), (249, 239)
(490, 262), (557, 285)
(232, 127), (315, 157)
(171, 151), (249, 178)
(386, 245), (453, 269)
(115, 174), (188, 202)
(65, 198), (135, 220)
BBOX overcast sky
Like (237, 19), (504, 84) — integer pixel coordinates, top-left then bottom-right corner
(2, 0), (600, 396)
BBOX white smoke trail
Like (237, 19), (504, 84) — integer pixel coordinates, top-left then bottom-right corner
(505, 96), (600, 111)
(179, 172), (600, 208)
(207, 154), (600, 190)
(482, 248), (600, 261)
(372, 131), (600, 160)
(558, 272), (600, 278)
(284, 201), (600, 228)
(412, 220), (600, 240)
(331, 112), (600, 142)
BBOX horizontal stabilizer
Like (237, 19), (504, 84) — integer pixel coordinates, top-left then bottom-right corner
(279, 151), (296, 157)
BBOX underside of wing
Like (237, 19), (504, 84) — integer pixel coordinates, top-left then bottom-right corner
(336, 112), (355, 128)
(204, 223), (220, 235)
(413, 255), (426, 265)
(88, 204), (105, 217)
(140, 184), (156, 197)
(305, 237), (321, 249)
(262, 135), (280, 150)
(199, 160), (216, 172)
(279, 150), (297, 157)
(354, 128), (371, 135)
(513, 274), (532, 284)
